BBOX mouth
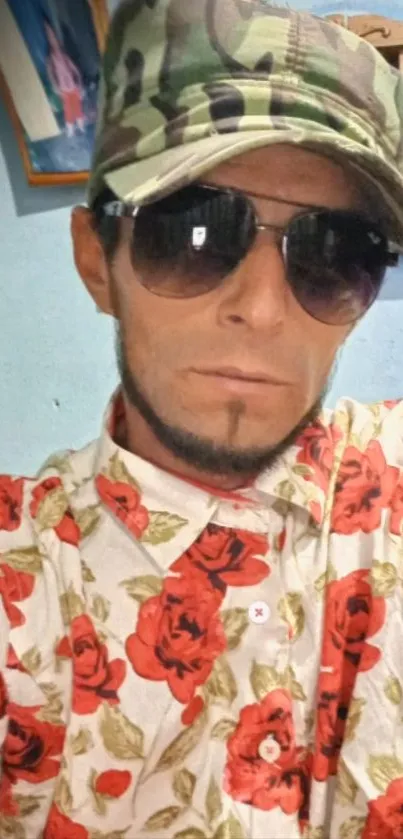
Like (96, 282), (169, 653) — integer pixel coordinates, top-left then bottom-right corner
(192, 367), (286, 385)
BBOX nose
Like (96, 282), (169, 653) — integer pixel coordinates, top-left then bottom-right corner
(216, 231), (290, 333)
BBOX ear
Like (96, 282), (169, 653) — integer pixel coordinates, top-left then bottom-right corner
(71, 206), (116, 315)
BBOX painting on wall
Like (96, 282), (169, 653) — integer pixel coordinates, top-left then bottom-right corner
(0, 0), (109, 186)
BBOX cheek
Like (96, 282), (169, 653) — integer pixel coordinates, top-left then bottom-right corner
(299, 320), (350, 378)
(122, 307), (183, 380)
(115, 279), (167, 367)
(115, 267), (200, 377)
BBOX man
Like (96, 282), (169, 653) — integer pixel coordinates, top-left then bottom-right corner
(1, 1), (403, 837)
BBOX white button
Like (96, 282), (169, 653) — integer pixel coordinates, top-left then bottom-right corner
(258, 736), (281, 763)
(248, 601), (270, 624)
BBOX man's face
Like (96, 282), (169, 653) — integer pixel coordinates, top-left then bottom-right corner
(75, 145), (363, 479)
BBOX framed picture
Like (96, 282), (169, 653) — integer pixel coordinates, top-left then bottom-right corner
(0, 0), (109, 186)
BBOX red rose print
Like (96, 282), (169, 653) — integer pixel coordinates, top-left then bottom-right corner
(181, 695), (205, 726)
(224, 689), (309, 819)
(44, 804), (89, 839)
(362, 778), (403, 839)
(126, 576), (226, 704)
(55, 635), (73, 659)
(30, 477), (80, 546)
(71, 615), (126, 715)
(331, 441), (399, 535)
(171, 524), (269, 595)
(95, 769), (132, 798)
(313, 669), (350, 781)
(0, 779), (18, 816)
(297, 421), (343, 493)
(0, 476), (24, 531)
(0, 671), (7, 719)
(30, 477), (60, 514)
(6, 644), (26, 672)
(313, 570), (386, 781)
(96, 474), (149, 538)
(3, 703), (65, 786)
(389, 476), (403, 536)
(55, 509), (81, 545)
(308, 500), (323, 526)
(383, 400), (400, 410)
(0, 563), (35, 628)
(322, 569), (386, 681)
(276, 528), (286, 553)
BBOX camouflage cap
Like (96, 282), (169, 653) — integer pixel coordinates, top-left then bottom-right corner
(88, 0), (403, 243)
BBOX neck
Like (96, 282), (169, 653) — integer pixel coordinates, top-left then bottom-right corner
(115, 392), (256, 493)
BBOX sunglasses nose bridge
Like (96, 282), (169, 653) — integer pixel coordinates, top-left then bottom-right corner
(219, 230), (290, 330)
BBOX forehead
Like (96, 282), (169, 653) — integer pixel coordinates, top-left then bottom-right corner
(203, 143), (363, 211)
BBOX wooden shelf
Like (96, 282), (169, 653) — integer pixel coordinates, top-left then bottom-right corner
(326, 14), (403, 70)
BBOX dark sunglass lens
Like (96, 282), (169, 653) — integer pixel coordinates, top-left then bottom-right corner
(286, 212), (388, 325)
(131, 186), (255, 297)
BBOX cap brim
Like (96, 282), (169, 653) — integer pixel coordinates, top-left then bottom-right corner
(104, 128), (403, 244)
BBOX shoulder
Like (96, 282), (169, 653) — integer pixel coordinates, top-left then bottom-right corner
(0, 440), (99, 634)
(0, 440), (99, 549)
(324, 396), (403, 466)
(0, 441), (99, 693)
(293, 397), (403, 532)
(322, 397), (403, 536)
(294, 397), (403, 492)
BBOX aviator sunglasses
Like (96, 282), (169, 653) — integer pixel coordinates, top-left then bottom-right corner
(102, 183), (402, 325)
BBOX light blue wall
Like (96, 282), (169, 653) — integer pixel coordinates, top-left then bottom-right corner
(0, 97), (117, 476)
(1, 0), (403, 476)
(0, 0), (121, 476)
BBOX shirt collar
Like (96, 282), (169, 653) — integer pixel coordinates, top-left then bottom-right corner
(94, 390), (328, 541)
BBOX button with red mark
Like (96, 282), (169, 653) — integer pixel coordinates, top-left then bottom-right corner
(248, 601), (270, 624)
(258, 735), (281, 763)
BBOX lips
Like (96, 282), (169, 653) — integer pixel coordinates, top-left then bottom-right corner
(194, 367), (278, 384)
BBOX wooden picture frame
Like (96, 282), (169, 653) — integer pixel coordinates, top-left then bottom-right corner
(326, 13), (403, 70)
(0, 0), (109, 187)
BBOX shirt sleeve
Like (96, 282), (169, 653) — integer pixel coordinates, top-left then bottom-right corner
(0, 474), (35, 805)
(0, 594), (9, 789)
(0, 475), (20, 802)
(0, 472), (68, 831)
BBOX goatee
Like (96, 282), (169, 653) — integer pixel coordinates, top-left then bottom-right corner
(115, 326), (328, 480)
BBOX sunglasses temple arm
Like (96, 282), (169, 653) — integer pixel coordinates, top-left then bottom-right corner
(102, 201), (140, 218)
(386, 240), (403, 267)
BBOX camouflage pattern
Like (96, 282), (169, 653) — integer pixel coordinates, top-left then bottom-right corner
(88, 0), (403, 243)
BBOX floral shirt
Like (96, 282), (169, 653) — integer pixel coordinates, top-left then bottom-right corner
(1, 391), (403, 839)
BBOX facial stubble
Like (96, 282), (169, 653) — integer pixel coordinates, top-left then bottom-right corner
(115, 324), (327, 479)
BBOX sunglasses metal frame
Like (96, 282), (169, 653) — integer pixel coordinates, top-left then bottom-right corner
(97, 182), (403, 324)
(101, 182), (403, 267)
